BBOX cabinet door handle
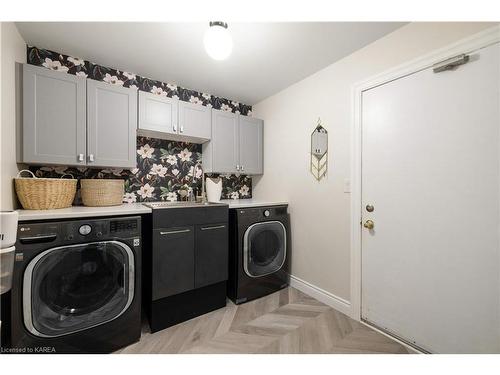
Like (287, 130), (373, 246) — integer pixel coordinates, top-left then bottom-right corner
(160, 229), (190, 235)
(180, 124), (184, 133)
(240, 165), (244, 172)
(88, 154), (95, 162)
(173, 123), (177, 132)
(201, 225), (226, 231)
(78, 154), (84, 162)
(236, 165), (240, 171)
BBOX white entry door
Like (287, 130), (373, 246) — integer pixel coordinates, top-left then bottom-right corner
(361, 42), (500, 353)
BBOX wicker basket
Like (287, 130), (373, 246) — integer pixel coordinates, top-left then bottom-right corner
(15, 170), (77, 210)
(81, 179), (124, 207)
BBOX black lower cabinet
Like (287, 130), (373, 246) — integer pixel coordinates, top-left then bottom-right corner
(195, 223), (228, 288)
(145, 206), (229, 333)
(152, 227), (194, 300)
(149, 282), (227, 333)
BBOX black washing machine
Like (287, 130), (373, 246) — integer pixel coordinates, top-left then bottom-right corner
(9, 216), (142, 353)
(228, 205), (290, 304)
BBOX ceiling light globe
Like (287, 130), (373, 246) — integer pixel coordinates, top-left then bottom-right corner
(204, 23), (233, 61)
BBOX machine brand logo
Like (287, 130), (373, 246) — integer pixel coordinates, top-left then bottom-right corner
(15, 253), (24, 262)
(133, 238), (140, 247)
(20, 227), (30, 232)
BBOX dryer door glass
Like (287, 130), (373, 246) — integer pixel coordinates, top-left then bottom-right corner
(243, 221), (286, 277)
(24, 241), (135, 338)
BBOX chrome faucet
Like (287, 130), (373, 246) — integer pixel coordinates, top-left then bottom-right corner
(193, 162), (206, 204)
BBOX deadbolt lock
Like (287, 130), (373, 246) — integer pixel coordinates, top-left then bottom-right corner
(363, 220), (375, 230)
(366, 204), (374, 212)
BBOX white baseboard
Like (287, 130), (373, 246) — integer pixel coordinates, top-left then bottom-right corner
(289, 274), (352, 316)
(359, 320), (423, 354)
(288, 275), (422, 352)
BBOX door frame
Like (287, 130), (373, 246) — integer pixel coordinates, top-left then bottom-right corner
(350, 25), (500, 324)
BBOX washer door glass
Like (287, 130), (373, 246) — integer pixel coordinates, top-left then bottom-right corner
(24, 241), (134, 338)
(244, 221), (286, 277)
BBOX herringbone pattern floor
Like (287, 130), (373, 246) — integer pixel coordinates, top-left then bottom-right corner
(117, 287), (409, 354)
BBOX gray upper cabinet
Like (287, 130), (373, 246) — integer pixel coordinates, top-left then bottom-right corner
(138, 91), (178, 135)
(22, 64), (86, 165)
(203, 110), (239, 173)
(87, 80), (137, 168)
(138, 92), (211, 143)
(21, 64), (138, 169)
(178, 101), (211, 139)
(203, 109), (263, 175)
(239, 116), (263, 175)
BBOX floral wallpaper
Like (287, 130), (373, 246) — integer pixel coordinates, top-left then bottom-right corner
(27, 46), (252, 115)
(29, 137), (252, 204)
(206, 173), (252, 200)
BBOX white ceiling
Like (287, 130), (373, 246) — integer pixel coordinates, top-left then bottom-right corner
(16, 22), (406, 105)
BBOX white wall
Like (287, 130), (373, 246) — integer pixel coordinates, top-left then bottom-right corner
(1, 22), (26, 211)
(252, 22), (497, 301)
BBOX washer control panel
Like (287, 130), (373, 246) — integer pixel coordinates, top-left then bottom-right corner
(237, 205), (288, 222)
(78, 224), (92, 236)
(16, 217), (141, 247)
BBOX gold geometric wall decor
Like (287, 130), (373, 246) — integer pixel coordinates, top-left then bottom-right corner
(310, 118), (328, 182)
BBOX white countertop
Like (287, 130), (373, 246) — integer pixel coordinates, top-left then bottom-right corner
(16, 199), (288, 221)
(221, 198), (288, 209)
(17, 203), (152, 222)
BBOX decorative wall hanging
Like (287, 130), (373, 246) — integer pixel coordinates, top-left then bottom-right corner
(310, 118), (328, 181)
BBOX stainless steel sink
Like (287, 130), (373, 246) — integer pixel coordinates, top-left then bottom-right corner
(142, 201), (227, 209)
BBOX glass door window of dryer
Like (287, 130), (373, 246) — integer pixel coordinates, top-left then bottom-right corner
(243, 221), (286, 277)
(24, 241), (135, 338)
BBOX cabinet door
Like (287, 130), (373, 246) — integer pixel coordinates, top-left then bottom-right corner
(195, 223), (228, 288)
(87, 80), (137, 168)
(22, 64), (86, 165)
(152, 227), (194, 300)
(178, 101), (211, 139)
(211, 109), (239, 173)
(239, 116), (263, 175)
(138, 91), (178, 135)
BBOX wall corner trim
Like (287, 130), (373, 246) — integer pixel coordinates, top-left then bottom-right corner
(288, 274), (352, 317)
